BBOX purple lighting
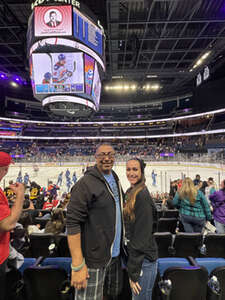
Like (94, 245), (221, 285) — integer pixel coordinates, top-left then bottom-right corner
(12, 75), (22, 85)
(0, 73), (7, 79)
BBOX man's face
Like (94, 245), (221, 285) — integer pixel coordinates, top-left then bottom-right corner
(0, 166), (9, 181)
(95, 145), (115, 174)
(50, 12), (57, 22)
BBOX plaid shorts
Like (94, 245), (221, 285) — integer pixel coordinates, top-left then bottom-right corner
(74, 256), (123, 300)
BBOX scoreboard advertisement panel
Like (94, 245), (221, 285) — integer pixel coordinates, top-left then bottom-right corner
(34, 5), (72, 37)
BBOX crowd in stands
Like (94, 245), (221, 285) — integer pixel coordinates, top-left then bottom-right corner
(0, 133), (225, 163)
(4, 169), (224, 264)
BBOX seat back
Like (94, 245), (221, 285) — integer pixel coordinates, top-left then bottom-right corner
(210, 267), (225, 300)
(154, 232), (173, 258)
(29, 233), (55, 258)
(6, 267), (24, 300)
(157, 218), (178, 234)
(173, 233), (202, 257)
(34, 217), (50, 229)
(56, 234), (71, 257)
(195, 258), (225, 275)
(204, 234), (225, 258)
(163, 266), (208, 300)
(23, 266), (70, 300)
(42, 257), (72, 275)
(162, 210), (179, 219)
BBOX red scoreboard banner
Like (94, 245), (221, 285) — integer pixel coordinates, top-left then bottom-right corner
(34, 5), (72, 37)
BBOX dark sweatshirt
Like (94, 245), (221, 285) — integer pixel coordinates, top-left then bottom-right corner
(125, 187), (158, 282)
(66, 166), (124, 268)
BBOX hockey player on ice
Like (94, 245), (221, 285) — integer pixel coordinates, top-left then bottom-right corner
(52, 54), (73, 84)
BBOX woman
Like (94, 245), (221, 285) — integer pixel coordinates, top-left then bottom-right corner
(44, 208), (65, 235)
(172, 177), (212, 233)
(209, 180), (225, 233)
(124, 158), (158, 300)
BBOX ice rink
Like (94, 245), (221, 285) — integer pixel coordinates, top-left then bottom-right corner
(1, 160), (225, 194)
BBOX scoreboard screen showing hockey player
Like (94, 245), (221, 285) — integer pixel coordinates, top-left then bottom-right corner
(27, 3), (105, 117)
(32, 52), (84, 94)
(31, 52), (101, 110)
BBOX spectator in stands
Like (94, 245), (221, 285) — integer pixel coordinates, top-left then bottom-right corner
(124, 158), (158, 300)
(169, 180), (178, 198)
(172, 177), (212, 233)
(30, 181), (41, 207)
(209, 180), (225, 233)
(199, 181), (208, 195)
(45, 208), (65, 234)
(42, 194), (59, 210)
(0, 152), (24, 300)
(59, 192), (70, 211)
(66, 143), (124, 300)
(19, 211), (43, 235)
(193, 174), (201, 186)
(205, 177), (216, 206)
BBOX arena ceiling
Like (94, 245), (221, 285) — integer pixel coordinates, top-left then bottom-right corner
(1, 0), (225, 105)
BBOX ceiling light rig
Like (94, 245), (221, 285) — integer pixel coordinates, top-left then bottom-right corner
(104, 83), (161, 92)
(189, 51), (211, 72)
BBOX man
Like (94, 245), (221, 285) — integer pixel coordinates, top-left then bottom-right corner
(4, 180), (15, 207)
(67, 144), (124, 300)
(46, 11), (61, 27)
(23, 173), (30, 186)
(193, 174), (201, 186)
(57, 171), (63, 186)
(0, 152), (24, 300)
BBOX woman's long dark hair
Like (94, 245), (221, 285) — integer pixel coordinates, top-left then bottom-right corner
(123, 158), (146, 222)
(45, 208), (65, 234)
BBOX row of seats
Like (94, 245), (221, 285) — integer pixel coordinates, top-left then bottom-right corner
(154, 232), (225, 258)
(27, 232), (225, 259)
(28, 233), (70, 258)
(8, 257), (225, 300)
(153, 257), (225, 300)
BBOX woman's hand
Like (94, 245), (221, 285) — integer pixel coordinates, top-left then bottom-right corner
(129, 278), (141, 295)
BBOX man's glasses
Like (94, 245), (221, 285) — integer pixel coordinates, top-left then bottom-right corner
(96, 152), (115, 159)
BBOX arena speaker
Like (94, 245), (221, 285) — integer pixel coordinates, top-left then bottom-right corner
(27, 0), (105, 119)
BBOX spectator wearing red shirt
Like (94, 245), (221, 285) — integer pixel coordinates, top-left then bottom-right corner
(42, 194), (59, 210)
(0, 152), (24, 300)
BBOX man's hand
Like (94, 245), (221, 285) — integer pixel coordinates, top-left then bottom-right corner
(71, 264), (89, 290)
(9, 183), (24, 200)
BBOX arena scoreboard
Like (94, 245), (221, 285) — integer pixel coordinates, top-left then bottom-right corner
(27, 1), (105, 117)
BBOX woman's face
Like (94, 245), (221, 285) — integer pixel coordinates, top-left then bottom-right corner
(126, 160), (142, 187)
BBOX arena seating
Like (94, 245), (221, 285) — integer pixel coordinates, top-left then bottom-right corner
(154, 232), (174, 258)
(203, 234), (225, 258)
(29, 233), (56, 258)
(23, 266), (72, 300)
(157, 218), (178, 234)
(173, 232), (203, 258)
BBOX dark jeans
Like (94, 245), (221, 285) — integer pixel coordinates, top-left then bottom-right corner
(0, 259), (7, 300)
(132, 259), (157, 300)
(180, 214), (205, 233)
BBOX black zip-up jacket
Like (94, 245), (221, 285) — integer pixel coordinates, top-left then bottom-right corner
(66, 165), (124, 268)
(125, 187), (158, 282)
